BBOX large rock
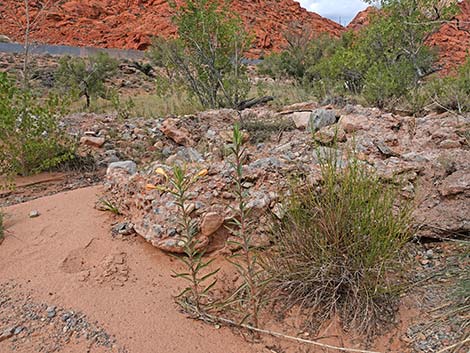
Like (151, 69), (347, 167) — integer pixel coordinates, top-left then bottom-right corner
(309, 109), (338, 131)
(0, 0), (344, 55)
(160, 118), (194, 146)
(80, 136), (105, 148)
(200, 212), (224, 236)
(0, 34), (11, 43)
(439, 170), (470, 196)
(339, 114), (370, 133)
(291, 112), (312, 130)
(107, 161), (137, 176)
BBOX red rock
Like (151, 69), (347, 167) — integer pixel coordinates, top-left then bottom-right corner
(346, 6), (376, 31)
(80, 136), (105, 148)
(0, 0), (344, 56)
(160, 118), (194, 146)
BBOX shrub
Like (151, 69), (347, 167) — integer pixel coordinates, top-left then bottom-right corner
(259, 28), (338, 84)
(148, 0), (251, 109)
(260, 0), (458, 109)
(426, 56), (470, 113)
(55, 52), (118, 108)
(264, 149), (413, 334)
(0, 73), (76, 177)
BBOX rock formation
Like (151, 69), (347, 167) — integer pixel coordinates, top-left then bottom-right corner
(0, 0), (343, 55)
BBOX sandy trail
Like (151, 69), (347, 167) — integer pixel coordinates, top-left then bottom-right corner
(0, 186), (266, 353)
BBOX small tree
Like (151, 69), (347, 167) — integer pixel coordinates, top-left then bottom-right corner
(55, 52), (118, 108)
(148, 0), (251, 109)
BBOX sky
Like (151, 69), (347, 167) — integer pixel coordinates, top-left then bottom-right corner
(297, 0), (370, 26)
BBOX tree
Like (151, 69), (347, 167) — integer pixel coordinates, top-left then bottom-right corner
(148, 0), (252, 109)
(55, 52), (118, 108)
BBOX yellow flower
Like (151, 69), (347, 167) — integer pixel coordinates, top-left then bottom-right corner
(197, 168), (208, 177)
(155, 167), (168, 179)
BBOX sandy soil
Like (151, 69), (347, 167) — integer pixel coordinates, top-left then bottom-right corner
(0, 185), (433, 353)
(0, 186), (269, 353)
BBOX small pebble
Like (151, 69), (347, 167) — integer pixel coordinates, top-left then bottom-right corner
(46, 306), (56, 318)
(29, 210), (40, 218)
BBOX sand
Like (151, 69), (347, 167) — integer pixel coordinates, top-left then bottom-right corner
(0, 186), (266, 353)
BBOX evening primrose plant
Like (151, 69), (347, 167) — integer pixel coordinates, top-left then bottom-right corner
(156, 165), (219, 315)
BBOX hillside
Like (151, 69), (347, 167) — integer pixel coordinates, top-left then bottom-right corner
(0, 0), (344, 56)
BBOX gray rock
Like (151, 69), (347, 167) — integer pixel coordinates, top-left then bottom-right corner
(46, 306), (56, 318)
(112, 222), (135, 236)
(309, 109), (337, 132)
(106, 161), (137, 175)
(249, 157), (283, 170)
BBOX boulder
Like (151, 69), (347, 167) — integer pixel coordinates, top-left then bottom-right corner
(309, 109), (337, 132)
(291, 111), (312, 129)
(160, 118), (194, 146)
(107, 161), (137, 176)
(0, 34), (11, 43)
(439, 170), (470, 196)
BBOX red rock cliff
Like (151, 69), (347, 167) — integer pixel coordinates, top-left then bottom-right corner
(0, 0), (344, 56)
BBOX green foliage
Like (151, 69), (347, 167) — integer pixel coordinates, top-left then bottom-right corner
(0, 73), (76, 178)
(110, 92), (136, 120)
(148, 0), (251, 109)
(158, 166), (219, 314)
(426, 56), (470, 113)
(261, 0), (458, 109)
(264, 148), (413, 334)
(98, 197), (122, 215)
(226, 124), (268, 328)
(55, 52), (118, 108)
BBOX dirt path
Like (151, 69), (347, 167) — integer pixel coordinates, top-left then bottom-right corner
(0, 186), (266, 353)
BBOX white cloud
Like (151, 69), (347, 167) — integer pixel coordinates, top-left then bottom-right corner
(297, 0), (370, 26)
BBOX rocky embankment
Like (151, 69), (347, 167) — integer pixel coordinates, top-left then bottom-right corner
(70, 103), (470, 253)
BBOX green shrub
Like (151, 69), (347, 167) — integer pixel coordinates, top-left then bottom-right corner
(148, 0), (251, 109)
(55, 52), (118, 108)
(261, 0), (458, 109)
(0, 73), (76, 177)
(426, 56), (470, 113)
(259, 30), (338, 84)
(264, 149), (413, 334)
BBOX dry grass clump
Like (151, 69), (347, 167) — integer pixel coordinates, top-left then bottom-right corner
(264, 150), (413, 335)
